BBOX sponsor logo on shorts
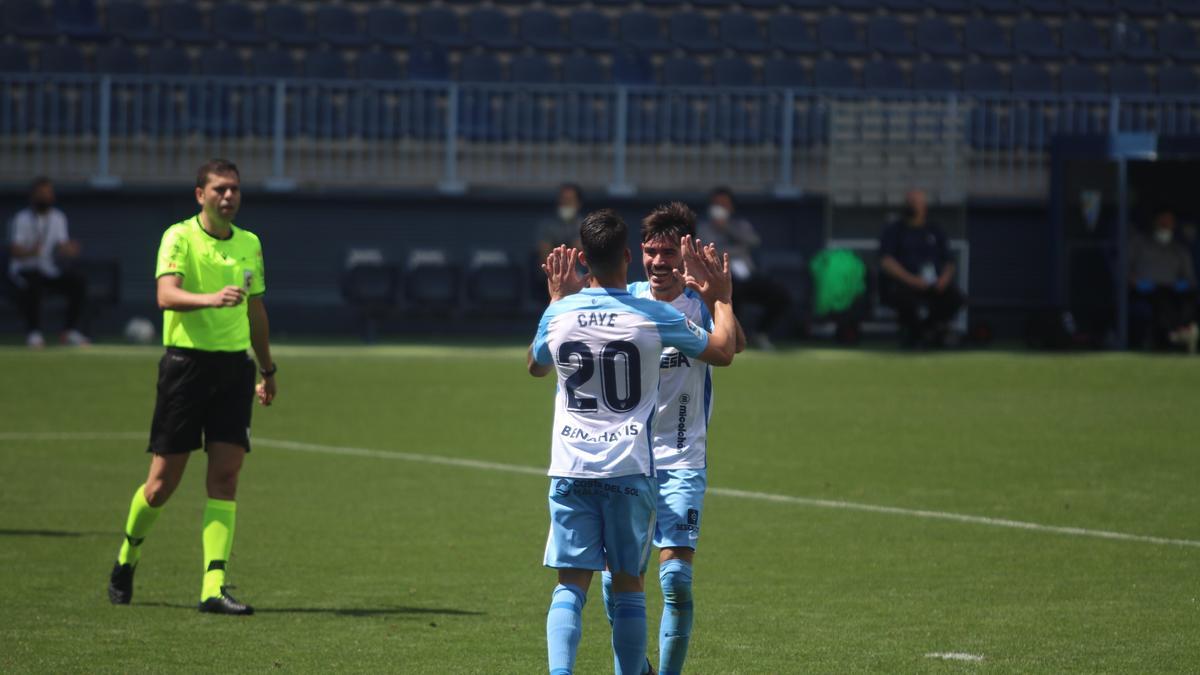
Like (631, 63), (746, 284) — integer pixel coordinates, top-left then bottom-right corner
(674, 508), (701, 534)
(564, 479), (641, 497)
(555, 479), (572, 497)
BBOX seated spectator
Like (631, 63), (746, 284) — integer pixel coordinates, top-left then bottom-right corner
(7, 177), (89, 348)
(1129, 209), (1197, 353)
(878, 189), (964, 348)
(532, 183), (584, 301)
(697, 186), (791, 350)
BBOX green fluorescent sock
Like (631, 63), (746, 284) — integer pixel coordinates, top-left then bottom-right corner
(201, 498), (237, 601)
(117, 484), (162, 566)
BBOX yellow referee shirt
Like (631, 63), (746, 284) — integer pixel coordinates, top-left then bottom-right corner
(155, 215), (266, 352)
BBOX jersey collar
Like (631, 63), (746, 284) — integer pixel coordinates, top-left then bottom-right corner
(580, 287), (631, 296)
(194, 215), (235, 241)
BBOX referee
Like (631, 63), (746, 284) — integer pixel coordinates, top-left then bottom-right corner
(107, 159), (276, 615)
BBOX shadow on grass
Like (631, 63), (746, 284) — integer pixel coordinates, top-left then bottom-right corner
(0, 528), (110, 538)
(138, 602), (483, 618)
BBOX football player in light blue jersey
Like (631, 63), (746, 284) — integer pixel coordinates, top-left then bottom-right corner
(528, 209), (739, 675)
(615, 203), (745, 675)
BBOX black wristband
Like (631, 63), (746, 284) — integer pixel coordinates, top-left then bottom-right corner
(260, 363), (277, 377)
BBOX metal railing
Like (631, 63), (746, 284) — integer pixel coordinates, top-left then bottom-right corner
(3, 74), (1199, 201)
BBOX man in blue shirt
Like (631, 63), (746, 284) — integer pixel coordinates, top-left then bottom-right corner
(879, 189), (964, 347)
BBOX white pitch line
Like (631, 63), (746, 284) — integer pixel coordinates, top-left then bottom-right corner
(925, 652), (984, 663)
(3, 431), (1199, 550)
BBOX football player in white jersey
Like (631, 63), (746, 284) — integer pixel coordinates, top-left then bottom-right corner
(528, 209), (738, 675)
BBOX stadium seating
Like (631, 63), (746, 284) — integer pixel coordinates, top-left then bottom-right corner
(963, 62), (1009, 93)
(54, 0), (105, 41)
(570, 10), (618, 51)
(769, 15), (819, 54)
(1110, 64), (1153, 95)
(264, 5), (316, 47)
(95, 45), (141, 74)
(212, 4), (263, 45)
(1159, 23), (1200, 62)
(365, 7), (413, 48)
(520, 10), (571, 51)
(1114, 21), (1157, 62)
(965, 19), (1011, 58)
(1063, 20), (1112, 61)
(315, 6), (367, 48)
(465, 250), (523, 309)
(916, 18), (964, 58)
(405, 249), (460, 308)
(6, 0), (56, 39)
(814, 58), (858, 89)
(0, 44), (31, 72)
(819, 15), (868, 56)
(105, 0), (158, 43)
(1060, 64), (1106, 95)
(408, 45), (450, 81)
(159, 3), (211, 44)
(419, 7), (469, 48)
(620, 11), (671, 52)
(867, 17), (917, 57)
(720, 13), (767, 53)
(38, 44), (86, 73)
(1014, 20), (1062, 60)
(863, 60), (908, 91)
(144, 47), (191, 76)
(357, 51), (402, 81)
(563, 54), (608, 84)
(469, 7), (520, 50)
(764, 58), (809, 87)
(913, 62), (957, 92)
(1011, 63), (1056, 93)
(670, 12), (721, 53)
(1159, 64), (1200, 95)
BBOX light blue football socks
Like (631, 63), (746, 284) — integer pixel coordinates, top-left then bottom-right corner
(547, 584), (586, 675)
(612, 591), (648, 675)
(601, 570), (615, 625)
(658, 559), (694, 675)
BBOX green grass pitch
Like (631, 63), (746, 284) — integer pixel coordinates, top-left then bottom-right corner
(1, 344), (1197, 673)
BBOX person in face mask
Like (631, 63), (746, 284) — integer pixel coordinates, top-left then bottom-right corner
(878, 189), (965, 348)
(533, 184), (586, 301)
(697, 186), (791, 350)
(1128, 209), (1197, 352)
(7, 176), (88, 348)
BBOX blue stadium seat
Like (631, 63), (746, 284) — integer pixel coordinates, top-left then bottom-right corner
(713, 56), (756, 86)
(469, 8), (519, 49)
(693, 0), (736, 6)
(613, 51), (655, 85)
(547, 0), (586, 4)
(1062, 20), (1111, 61)
(1159, 23), (1200, 62)
(1116, 0), (1162, 15)
(38, 44), (86, 73)
(867, 17), (916, 57)
(913, 62), (956, 92)
(592, 0), (634, 5)
(145, 47), (192, 75)
(1109, 64), (1152, 95)
(160, 3), (211, 43)
(213, 4), (264, 45)
(836, 0), (878, 10)
(459, 53), (503, 82)
(1059, 64), (1105, 94)
(663, 56), (707, 86)
(106, 0), (158, 43)
(1158, 65), (1199, 95)
(916, 18), (963, 58)
(495, 0), (534, 5)
(408, 44), (450, 81)
(265, 5), (315, 46)
(643, 0), (686, 5)
(864, 60), (908, 91)
(963, 62), (1008, 92)
(251, 49), (297, 78)
(814, 58), (858, 89)
(199, 49), (246, 77)
(965, 19), (1011, 58)
(670, 12), (721, 53)
(419, 7), (468, 48)
(511, 54), (557, 83)
(1069, 0), (1115, 13)
(95, 45), (141, 73)
(520, 10), (571, 51)
(927, 0), (971, 11)
(304, 50), (348, 79)
(315, 6), (367, 47)
(1166, 0), (1200, 15)
(1022, 0), (1068, 13)
(769, 15), (819, 54)
(621, 11), (671, 52)
(1011, 63), (1055, 92)
(55, 0), (106, 40)
(976, 0), (1020, 12)
(1114, 21), (1157, 62)
(764, 58), (809, 87)
(563, 54), (609, 84)
(357, 51), (401, 80)
(739, 0), (781, 6)
(1013, 20), (1062, 60)
(720, 13), (767, 53)
(787, 0), (826, 7)
(5, 0), (55, 38)
(0, 44), (31, 72)
(570, 10), (618, 51)
(883, 0), (926, 9)
(819, 15), (867, 55)
(366, 8), (413, 48)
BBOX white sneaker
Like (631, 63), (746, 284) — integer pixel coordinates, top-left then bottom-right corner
(26, 331), (45, 349)
(62, 330), (91, 347)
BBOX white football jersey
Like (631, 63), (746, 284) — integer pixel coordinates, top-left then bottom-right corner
(629, 282), (714, 470)
(532, 287), (710, 479)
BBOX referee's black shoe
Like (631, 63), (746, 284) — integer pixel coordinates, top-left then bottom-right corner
(108, 562), (135, 605)
(198, 587), (254, 616)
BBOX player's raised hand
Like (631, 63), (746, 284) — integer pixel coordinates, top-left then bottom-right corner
(681, 236), (733, 306)
(542, 245), (586, 303)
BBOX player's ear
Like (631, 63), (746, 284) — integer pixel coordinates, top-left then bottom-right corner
(194, 186), (204, 205)
(623, 248), (632, 263)
(578, 251), (589, 269)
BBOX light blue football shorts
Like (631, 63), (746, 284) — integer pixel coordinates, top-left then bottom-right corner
(653, 468), (707, 551)
(543, 475), (657, 576)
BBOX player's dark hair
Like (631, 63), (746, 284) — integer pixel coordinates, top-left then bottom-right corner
(559, 182), (583, 204)
(709, 185), (735, 206)
(641, 202), (696, 243)
(196, 159), (240, 189)
(29, 176), (52, 194)
(579, 209), (628, 275)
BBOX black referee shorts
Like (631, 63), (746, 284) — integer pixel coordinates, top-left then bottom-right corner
(148, 347), (256, 455)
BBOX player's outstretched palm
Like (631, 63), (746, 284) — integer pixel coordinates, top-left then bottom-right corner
(680, 235), (733, 306)
(543, 245), (587, 302)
